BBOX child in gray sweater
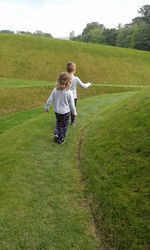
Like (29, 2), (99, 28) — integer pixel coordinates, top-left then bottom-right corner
(45, 72), (77, 144)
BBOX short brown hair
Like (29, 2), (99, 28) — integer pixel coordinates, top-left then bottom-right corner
(56, 72), (71, 90)
(66, 62), (76, 73)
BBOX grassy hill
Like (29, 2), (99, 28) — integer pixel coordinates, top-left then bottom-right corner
(0, 34), (150, 85)
(79, 87), (150, 249)
(0, 87), (149, 249)
(0, 34), (149, 249)
(0, 77), (141, 116)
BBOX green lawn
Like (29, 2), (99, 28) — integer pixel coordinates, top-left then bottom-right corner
(0, 78), (141, 116)
(1, 90), (146, 249)
(79, 87), (150, 249)
(0, 34), (149, 249)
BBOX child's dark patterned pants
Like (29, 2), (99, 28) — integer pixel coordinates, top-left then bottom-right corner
(54, 112), (70, 144)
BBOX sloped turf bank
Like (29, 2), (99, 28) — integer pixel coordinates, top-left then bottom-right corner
(0, 34), (150, 85)
(0, 91), (136, 249)
(0, 77), (140, 116)
(79, 87), (150, 249)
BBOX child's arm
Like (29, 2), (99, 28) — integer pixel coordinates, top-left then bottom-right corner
(44, 89), (54, 112)
(69, 91), (77, 116)
(76, 77), (91, 88)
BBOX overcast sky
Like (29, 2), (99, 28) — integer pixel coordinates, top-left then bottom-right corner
(0, 0), (148, 37)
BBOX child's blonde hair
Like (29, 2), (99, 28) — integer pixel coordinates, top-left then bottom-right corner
(56, 72), (71, 90)
(66, 62), (76, 73)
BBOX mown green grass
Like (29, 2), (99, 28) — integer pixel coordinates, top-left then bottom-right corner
(0, 112), (96, 250)
(0, 78), (53, 88)
(0, 90), (139, 250)
(0, 77), (143, 89)
(0, 87), (51, 115)
(0, 107), (41, 134)
(0, 78), (141, 116)
(0, 34), (150, 85)
(0, 33), (149, 249)
(79, 87), (150, 249)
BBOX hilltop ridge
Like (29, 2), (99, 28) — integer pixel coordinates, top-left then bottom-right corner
(0, 34), (150, 85)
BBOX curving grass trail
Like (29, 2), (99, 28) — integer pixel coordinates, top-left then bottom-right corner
(0, 91), (134, 250)
(0, 89), (149, 249)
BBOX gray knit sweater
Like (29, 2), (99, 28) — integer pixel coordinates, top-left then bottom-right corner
(45, 88), (77, 115)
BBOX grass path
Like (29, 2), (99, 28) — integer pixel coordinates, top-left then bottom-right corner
(0, 77), (145, 88)
(0, 91), (136, 249)
(0, 77), (140, 116)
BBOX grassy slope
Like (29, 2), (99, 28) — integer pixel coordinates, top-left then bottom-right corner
(0, 78), (141, 116)
(0, 34), (150, 85)
(0, 91), (137, 250)
(79, 87), (150, 249)
(0, 33), (149, 249)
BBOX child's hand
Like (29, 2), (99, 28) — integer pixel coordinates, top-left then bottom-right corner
(88, 82), (92, 87)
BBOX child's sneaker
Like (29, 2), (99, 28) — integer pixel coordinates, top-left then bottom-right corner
(57, 140), (64, 145)
(53, 135), (58, 143)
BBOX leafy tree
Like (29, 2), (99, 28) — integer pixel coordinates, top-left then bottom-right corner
(138, 5), (150, 23)
(131, 5), (150, 50)
(17, 31), (32, 35)
(71, 5), (150, 51)
(82, 22), (104, 36)
(103, 28), (118, 46)
(116, 5), (150, 50)
(43, 33), (52, 38)
(81, 27), (104, 43)
(132, 5), (150, 25)
(132, 16), (144, 25)
(33, 30), (44, 36)
(116, 27), (133, 48)
(33, 30), (52, 38)
(132, 22), (150, 50)
(81, 22), (105, 43)
(90, 28), (105, 43)
(0, 30), (14, 34)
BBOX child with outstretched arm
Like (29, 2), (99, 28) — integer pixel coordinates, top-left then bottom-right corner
(44, 72), (77, 144)
(66, 61), (91, 126)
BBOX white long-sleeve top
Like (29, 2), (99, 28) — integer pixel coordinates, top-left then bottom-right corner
(70, 76), (91, 98)
(45, 88), (77, 115)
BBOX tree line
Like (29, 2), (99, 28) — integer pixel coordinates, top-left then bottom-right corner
(71, 5), (150, 51)
(0, 30), (52, 38)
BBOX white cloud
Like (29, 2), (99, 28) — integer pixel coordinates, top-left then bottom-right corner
(0, 0), (148, 37)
